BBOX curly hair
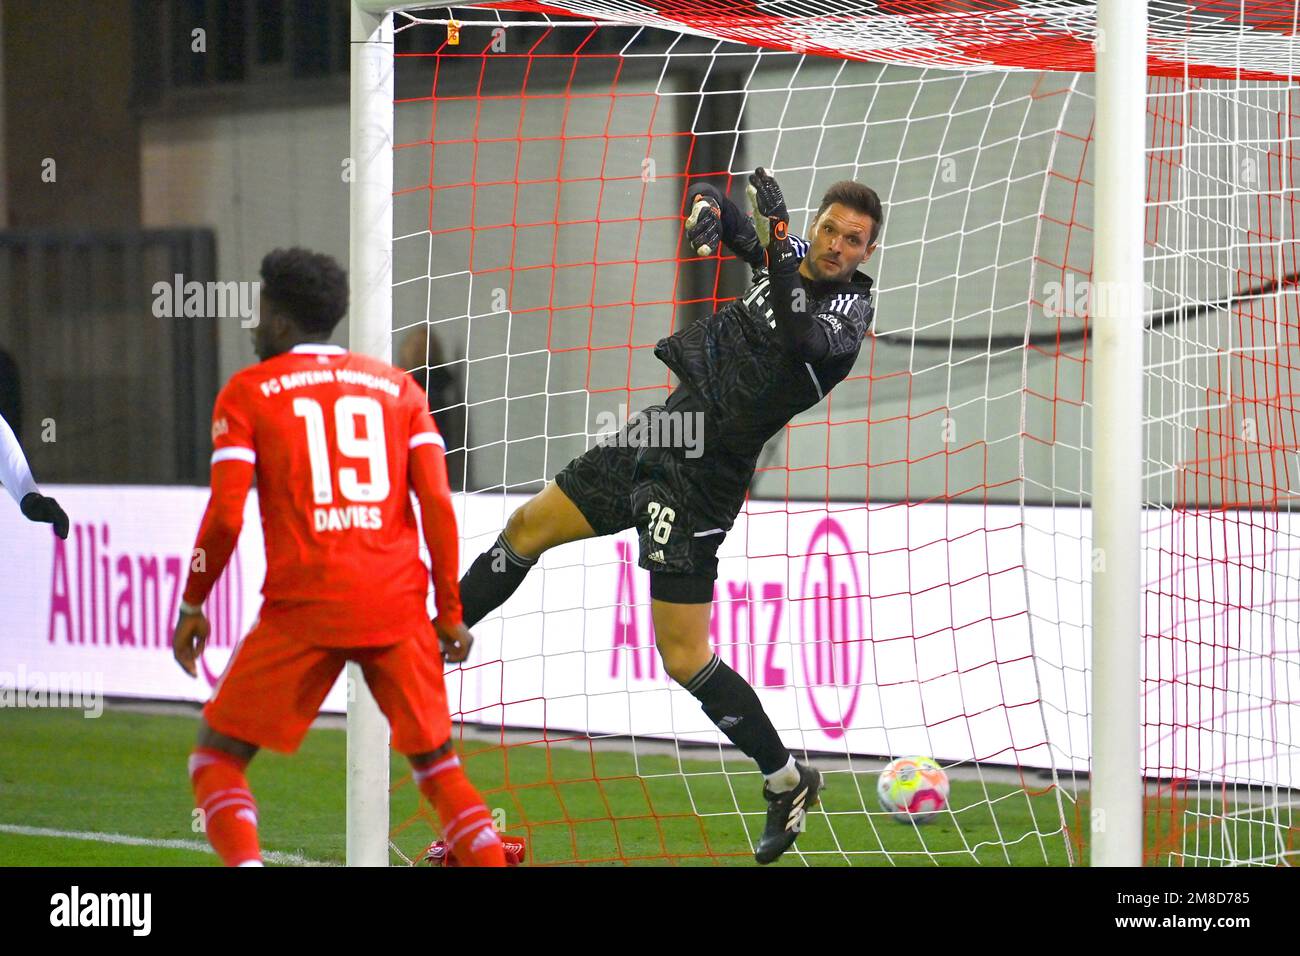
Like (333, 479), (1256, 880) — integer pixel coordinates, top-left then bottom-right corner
(259, 248), (349, 335)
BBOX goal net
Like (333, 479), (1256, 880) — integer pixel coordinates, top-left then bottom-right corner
(375, 1), (1300, 866)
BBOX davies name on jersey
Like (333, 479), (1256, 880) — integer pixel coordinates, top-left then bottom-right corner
(314, 503), (384, 532)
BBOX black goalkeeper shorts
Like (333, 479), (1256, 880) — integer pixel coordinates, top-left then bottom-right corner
(554, 390), (754, 581)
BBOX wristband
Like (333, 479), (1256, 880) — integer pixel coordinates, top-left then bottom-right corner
(766, 234), (800, 275)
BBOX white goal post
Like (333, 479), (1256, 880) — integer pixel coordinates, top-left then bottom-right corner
(1089, 0), (1146, 867)
(347, 0), (397, 868)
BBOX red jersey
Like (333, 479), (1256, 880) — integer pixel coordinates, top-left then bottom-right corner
(184, 343), (461, 646)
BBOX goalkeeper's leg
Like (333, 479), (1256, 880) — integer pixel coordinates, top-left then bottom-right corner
(458, 479), (598, 627)
(651, 574), (823, 865)
(460, 421), (642, 628)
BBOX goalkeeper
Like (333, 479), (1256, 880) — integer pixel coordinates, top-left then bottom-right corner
(0, 410), (68, 539)
(457, 169), (880, 863)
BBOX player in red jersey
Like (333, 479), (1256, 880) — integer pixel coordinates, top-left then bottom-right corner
(172, 248), (505, 867)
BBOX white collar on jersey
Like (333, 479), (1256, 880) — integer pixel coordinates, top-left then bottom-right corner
(290, 344), (347, 355)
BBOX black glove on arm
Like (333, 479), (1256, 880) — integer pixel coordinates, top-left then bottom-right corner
(745, 167), (798, 275)
(685, 193), (722, 256)
(746, 167), (827, 361)
(21, 491), (69, 539)
(684, 181), (766, 269)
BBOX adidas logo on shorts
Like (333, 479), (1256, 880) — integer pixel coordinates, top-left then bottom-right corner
(649, 550), (666, 563)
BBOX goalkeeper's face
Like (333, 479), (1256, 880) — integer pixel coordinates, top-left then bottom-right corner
(806, 203), (877, 282)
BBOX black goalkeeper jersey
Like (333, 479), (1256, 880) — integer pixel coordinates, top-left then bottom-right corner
(654, 249), (875, 462)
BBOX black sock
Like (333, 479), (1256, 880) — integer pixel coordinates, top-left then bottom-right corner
(684, 655), (790, 775)
(458, 533), (537, 628)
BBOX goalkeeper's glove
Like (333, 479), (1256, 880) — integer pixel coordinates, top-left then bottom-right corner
(746, 167), (798, 275)
(21, 491), (69, 539)
(685, 193), (722, 256)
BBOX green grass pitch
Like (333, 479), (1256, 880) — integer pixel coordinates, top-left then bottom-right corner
(0, 706), (1088, 866)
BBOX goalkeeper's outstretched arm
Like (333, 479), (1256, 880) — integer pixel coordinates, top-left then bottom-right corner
(0, 410), (69, 538)
(745, 167), (835, 362)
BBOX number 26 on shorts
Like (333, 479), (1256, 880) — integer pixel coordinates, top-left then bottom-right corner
(646, 500), (676, 544)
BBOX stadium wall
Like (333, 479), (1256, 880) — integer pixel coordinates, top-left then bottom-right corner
(3, 484), (1295, 787)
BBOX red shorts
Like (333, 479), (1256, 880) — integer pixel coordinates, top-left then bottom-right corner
(203, 614), (451, 756)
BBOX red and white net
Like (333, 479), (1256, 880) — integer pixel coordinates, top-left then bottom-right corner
(385, 1), (1300, 865)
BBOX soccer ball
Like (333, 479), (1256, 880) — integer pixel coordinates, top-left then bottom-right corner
(877, 756), (949, 824)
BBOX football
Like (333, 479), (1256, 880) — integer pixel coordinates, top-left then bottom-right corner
(877, 756), (950, 824)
